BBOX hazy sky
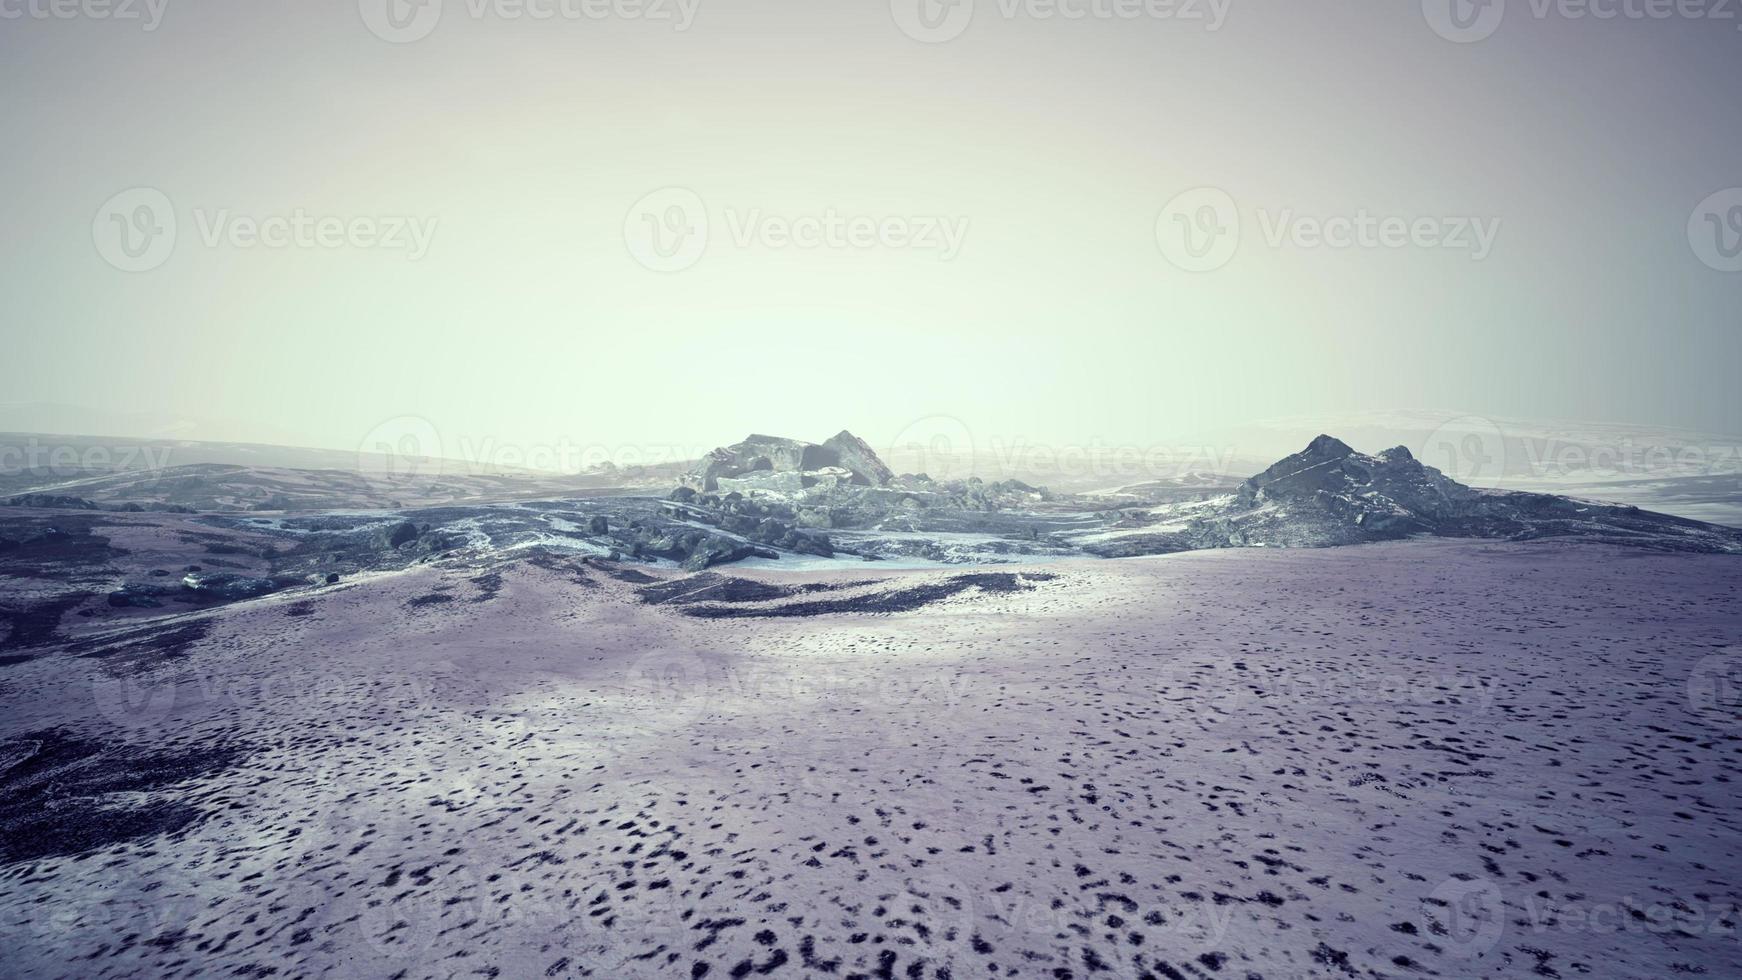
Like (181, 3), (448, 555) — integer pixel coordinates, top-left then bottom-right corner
(3, 0), (1739, 461)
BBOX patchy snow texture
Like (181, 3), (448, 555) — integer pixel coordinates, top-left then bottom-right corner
(0, 539), (1739, 979)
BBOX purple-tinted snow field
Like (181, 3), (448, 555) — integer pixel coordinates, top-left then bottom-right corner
(1, 539), (1739, 979)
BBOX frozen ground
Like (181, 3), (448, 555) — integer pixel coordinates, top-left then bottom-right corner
(0, 539), (1739, 979)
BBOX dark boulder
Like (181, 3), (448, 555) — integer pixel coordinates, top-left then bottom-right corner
(107, 587), (167, 608)
(681, 535), (777, 571)
(181, 573), (278, 602)
(381, 521), (421, 549)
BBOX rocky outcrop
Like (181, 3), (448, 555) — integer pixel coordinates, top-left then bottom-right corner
(684, 431), (894, 491)
(5, 494), (99, 510)
(1085, 435), (1742, 556)
(381, 521), (422, 549)
(822, 430), (895, 486)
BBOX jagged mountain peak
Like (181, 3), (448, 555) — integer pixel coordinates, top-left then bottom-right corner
(685, 430), (893, 491)
(1304, 433), (1356, 458)
(1080, 433), (1742, 557)
(1243, 433), (1462, 502)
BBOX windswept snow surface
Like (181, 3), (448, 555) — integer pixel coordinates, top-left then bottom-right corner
(1, 540), (1739, 979)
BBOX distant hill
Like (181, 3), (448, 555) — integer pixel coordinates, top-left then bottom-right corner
(1080, 435), (1742, 556)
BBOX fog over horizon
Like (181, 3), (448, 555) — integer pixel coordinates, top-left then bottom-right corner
(6, 7), (1742, 978)
(4, 0), (1740, 458)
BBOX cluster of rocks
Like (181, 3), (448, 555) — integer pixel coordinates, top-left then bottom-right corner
(910, 475), (1051, 513)
(615, 525), (778, 571)
(678, 429), (1051, 523)
(106, 567), (302, 609)
(665, 487), (835, 558)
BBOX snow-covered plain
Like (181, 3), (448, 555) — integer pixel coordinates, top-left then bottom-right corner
(1, 539), (1739, 979)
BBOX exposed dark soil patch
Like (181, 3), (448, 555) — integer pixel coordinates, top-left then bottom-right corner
(520, 550), (599, 587)
(470, 571), (503, 603)
(595, 562), (659, 585)
(680, 572), (1057, 618)
(407, 592), (455, 607)
(0, 727), (251, 865)
(0, 592), (93, 650)
(0, 516), (126, 580)
(640, 573), (880, 607)
(64, 618), (215, 674)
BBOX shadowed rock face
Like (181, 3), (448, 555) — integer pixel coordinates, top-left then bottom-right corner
(1237, 435), (1473, 536)
(1087, 435), (1742, 556)
(822, 430), (895, 487)
(685, 431), (894, 491)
